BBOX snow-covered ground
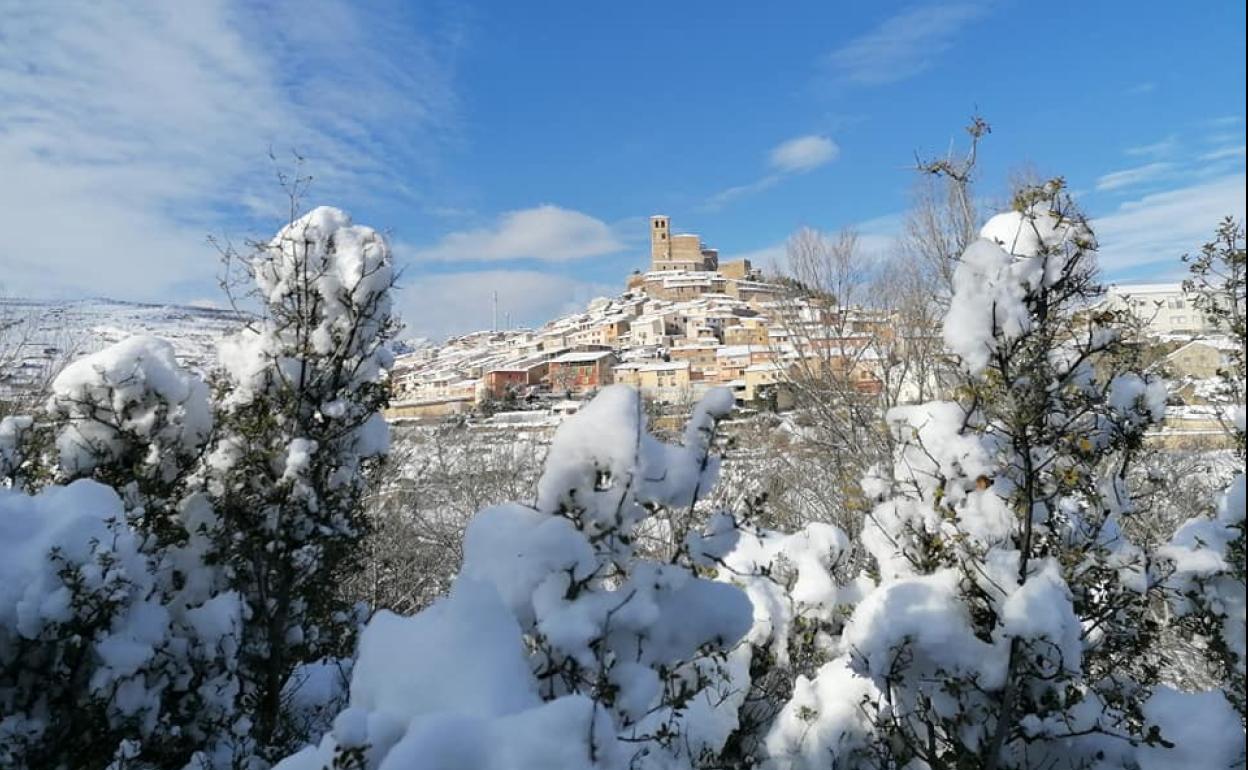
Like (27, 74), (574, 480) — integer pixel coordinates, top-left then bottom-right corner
(0, 297), (247, 391)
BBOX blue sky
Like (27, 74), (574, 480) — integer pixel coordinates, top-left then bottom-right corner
(1, 0), (1244, 339)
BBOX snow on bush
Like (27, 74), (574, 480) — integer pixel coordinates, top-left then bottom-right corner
(1162, 472), (1246, 719)
(753, 184), (1245, 770)
(48, 334), (213, 484)
(206, 205), (398, 758)
(944, 186), (1096, 374)
(276, 385), (753, 770)
(0, 480), (168, 764)
(0, 205), (397, 767)
(0, 413), (34, 485)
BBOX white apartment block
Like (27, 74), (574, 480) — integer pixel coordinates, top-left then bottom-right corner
(1102, 283), (1220, 337)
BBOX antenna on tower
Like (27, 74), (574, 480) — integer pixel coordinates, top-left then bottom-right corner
(492, 290), (498, 332)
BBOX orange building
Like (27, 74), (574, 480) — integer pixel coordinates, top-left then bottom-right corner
(546, 350), (618, 393)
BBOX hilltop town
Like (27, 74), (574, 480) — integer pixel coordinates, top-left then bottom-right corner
(386, 216), (1237, 434)
(387, 216), (887, 419)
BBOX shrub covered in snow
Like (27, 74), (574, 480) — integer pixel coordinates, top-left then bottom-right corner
(0, 205), (396, 769)
(46, 334), (214, 542)
(0, 479), (243, 770)
(1163, 473), (1246, 721)
(746, 184), (1246, 770)
(275, 385), (755, 770)
(0, 413), (36, 486)
(206, 206), (398, 759)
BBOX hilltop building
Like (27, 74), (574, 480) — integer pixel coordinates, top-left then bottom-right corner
(385, 215), (892, 417)
(648, 215), (759, 279)
(1101, 283), (1221, 337)
(650, 215), (718, 272)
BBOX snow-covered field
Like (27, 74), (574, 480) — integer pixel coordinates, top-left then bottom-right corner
(1, 297), (246, 370)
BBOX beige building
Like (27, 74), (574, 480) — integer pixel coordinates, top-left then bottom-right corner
(724, 321), (769, 346)
(616, 360), (694, 404)
(1166, 338), (1237, 380)
(568, 317), (631, 348)
(719, 259), (755, 280)
(714, 345), (774, 383)
(743, 362), (796, 408)
(669, 344), (718, 376)
(651, 215), (719, 272)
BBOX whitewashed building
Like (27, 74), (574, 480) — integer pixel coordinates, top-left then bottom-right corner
(1102, 282), (1220, 337)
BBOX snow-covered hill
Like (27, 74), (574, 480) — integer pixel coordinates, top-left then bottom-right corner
(0, 298), (248, 400)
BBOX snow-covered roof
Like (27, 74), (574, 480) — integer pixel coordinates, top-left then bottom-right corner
(636, 361), (689, 372)
(1107, 282), (1186, 295)
(744, 362), (784, 373)
(716, 345), (767, 358)
(1168, 337), (1240, 355)
(550, 350), (616, 364)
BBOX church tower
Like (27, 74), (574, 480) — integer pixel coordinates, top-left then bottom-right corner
(650, 215), (671, 268)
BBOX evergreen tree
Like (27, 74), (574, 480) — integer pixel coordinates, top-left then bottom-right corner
(206, 206), (397, 759)
(760, 182), (1243, 769)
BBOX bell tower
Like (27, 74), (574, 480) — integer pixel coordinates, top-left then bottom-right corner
(650, 215), (671, 269)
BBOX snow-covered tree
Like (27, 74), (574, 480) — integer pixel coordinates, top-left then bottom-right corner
(345, 421), (546, 616)
(757, 182), (1244, 769)
(275, 385), (754, 770)
(1182, 217), (1245, 431)
(0, 204), (398, 768)
(206, 206), (397, 759)
(46, 335), (214, 539)
(0, 338), (240, 769)
(0, 413), (36, 487)
(1159, 218), (1246, 727)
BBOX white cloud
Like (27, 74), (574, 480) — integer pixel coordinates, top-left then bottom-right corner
(1094, 174), (1247, 277)
(1125, 136), (1178, 157)
(1095, 162), (1176, 191)
(0, 0), (460, 300)
(825, 4), (988, 86)
(1201, 145), (1246, 162)
(410, 206), (624, 262)
(704, 134), (839, 210)
(1125, 82), (1156, 95)
(769, 135), (839, 173)
(395, 270), (614, 340)
(703, 177), (784, 210)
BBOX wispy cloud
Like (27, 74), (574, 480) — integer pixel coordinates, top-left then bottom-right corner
(1095, 174), (1247, 277)
(704, 134), (838, 210)
(1096, 162), (1177, 191)
(1200, 145), (1246, 162)
(1125, 136), (1179, 158)
(1125, 82), (1156, 95)
(824, 3), (989, 87)
(410, 205), (624, 262)
(0, 0), (462, 300)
